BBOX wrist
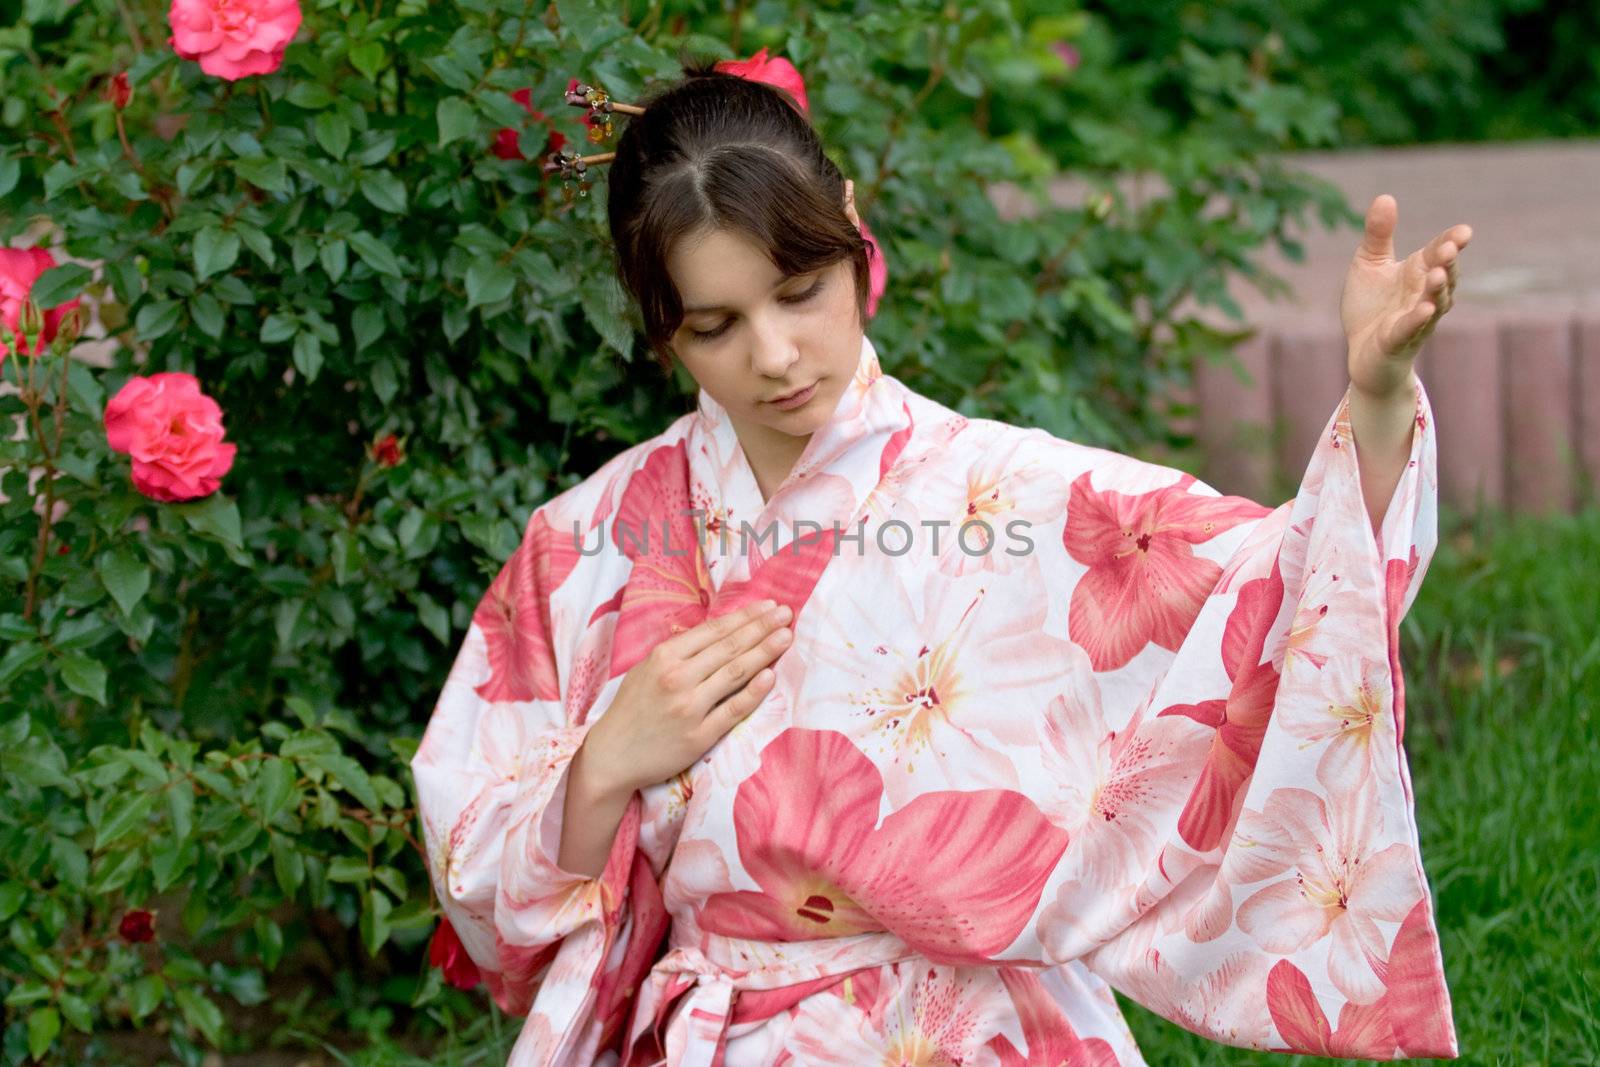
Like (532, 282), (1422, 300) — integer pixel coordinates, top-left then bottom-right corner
(569, 732), (636, 804)
(1350, 365), (1418, 407)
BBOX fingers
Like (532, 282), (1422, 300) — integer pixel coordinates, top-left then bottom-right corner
(683, 601), (791, 691)
(695, 613), (792, 709)
(673, 599), (777, 658)
(702, 662), (777, 738)
(1358, 193), (1398, 262)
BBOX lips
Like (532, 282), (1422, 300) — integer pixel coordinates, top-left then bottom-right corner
(767, 382), (815, 404)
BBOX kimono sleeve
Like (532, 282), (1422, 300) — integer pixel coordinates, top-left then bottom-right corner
(410, 503), (657, 1053)
(1038, 375), (1459, 1059)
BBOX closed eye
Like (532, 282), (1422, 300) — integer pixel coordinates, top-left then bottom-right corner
(688, 277), (826, 342)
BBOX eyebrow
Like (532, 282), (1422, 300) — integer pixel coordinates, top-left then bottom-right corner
(681, 272), (803, 315)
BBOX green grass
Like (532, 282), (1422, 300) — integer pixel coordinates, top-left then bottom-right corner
(1121, 503), (1600, 1066)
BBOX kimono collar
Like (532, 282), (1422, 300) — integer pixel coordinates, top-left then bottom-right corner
(686, 333), (913, 591)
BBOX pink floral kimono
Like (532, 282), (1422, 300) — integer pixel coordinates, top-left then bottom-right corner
(411, 334), (1459, 1065)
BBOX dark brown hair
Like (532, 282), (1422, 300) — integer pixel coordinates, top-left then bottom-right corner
(605, 56), (874, 375)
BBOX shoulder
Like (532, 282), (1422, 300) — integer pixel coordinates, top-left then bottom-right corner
(524, 412), (698, 540)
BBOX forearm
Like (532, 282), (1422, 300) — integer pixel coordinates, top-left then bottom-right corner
(1347, 368), (1420, 541)
(555, 738), (634, 879)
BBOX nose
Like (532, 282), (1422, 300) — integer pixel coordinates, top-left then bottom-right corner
(748, 314), (800, 380)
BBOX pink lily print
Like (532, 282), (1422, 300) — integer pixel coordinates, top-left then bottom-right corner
(1156, 564), (1285, 852)
(1282, 652), (1393, 793)
(1063, 469), (1269, 672)
(986, 967), (1123, 1066)
(1037, 650), (1210, 890)
(600, 441), (714, 677)
(1235, 784), (1421, 1004)
(471, 508), (581, 702)
(697, 727), (1070, 965)
(784, 961), (1011, 1066)
(797, 564), (1076, 806)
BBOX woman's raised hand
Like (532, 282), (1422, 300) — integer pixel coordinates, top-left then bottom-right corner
(577, 598), (794, 797)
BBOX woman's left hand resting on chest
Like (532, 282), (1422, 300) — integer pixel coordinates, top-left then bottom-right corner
(1338, 193), (1472, 537)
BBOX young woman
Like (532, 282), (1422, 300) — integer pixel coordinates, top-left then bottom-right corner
(413, 60), (1468, 1066)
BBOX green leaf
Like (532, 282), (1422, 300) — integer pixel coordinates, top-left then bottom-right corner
(190, 291), (226, 339)
(182, 495), (244, 552)
(349, 41), (385, 82)
(27, 1006), (59, 1060)
(28, 263), (91, 309)
(166, 778), (194, 840)
(319, 238), (348, 282)
(466, 259), (514, 310)
(65, 359), (105, 420)
(314, 109), (352, 159)
(58, 993), (93, 1033)
(193, 226), (240, 280)
(349, 232), (403, 278)
(369, 358), (399, 405)
(98, 546), (150, 617)
(257, 757), (296, 822)
(437, 97), (478, 147)
(415, 592), (449, 644)
(352, 304), (385, 350)
(0, 156), (20, 197)
(260, 311), (298, 344)
(328, 855), (368, 883)
(94, 790), (155, 849)
(286, 82), (335, 109)
(129, 974), (166, 1021)
(359, 170), (407, 214)
(234, 156), (288, 193)
(60, 653), (108, 705)
(133, 299), (184, 342)
(360, 887), (393, 956)
(0, 881), (26, 921)
(174, 987), (224, 1046)
(304, 752), (380, 811)
(270, 832), (305, 896)
(293, 331), (324, 382)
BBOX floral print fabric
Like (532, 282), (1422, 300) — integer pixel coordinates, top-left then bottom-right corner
(412, 334), (1457, 1065)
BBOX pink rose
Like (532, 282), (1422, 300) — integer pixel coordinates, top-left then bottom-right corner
(714, 47), (809, 117)
(712, 49), (887, 317)
(104, 372), (238, 502)
(167, 0), (302, 81)
(0, 246), (83, 365)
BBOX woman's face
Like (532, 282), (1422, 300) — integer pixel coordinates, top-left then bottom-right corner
(665, 222), (864, 447)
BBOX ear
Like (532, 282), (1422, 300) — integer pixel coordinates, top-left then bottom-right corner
(843, 178), (862, 229)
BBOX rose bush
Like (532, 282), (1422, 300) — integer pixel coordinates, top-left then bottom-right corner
(0, 0), (1351, 1061)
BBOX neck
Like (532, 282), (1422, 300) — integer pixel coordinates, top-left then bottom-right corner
(730, 414), (812, 504)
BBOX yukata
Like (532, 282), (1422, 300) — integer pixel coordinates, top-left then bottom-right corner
(411, 334), (1459, 1065)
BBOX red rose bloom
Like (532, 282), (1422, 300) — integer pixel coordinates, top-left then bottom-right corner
(428, 914), (481, 990)
(105, 71), (133, 110)
(119, 909), (156, 943)
(372, 433), (403, 467)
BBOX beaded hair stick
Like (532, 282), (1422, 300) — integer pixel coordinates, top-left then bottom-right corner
(541, 81), (645, 199)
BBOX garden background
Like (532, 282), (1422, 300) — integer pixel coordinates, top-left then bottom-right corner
(2, 0), (1596, 1064)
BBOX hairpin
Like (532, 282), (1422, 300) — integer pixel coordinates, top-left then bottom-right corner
(542, 81), (645, 198)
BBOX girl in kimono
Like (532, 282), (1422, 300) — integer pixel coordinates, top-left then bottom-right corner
(413, 57), (1472, 1066)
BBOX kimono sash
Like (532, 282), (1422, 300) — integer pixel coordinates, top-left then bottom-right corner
(622, 933), (921, 1067)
